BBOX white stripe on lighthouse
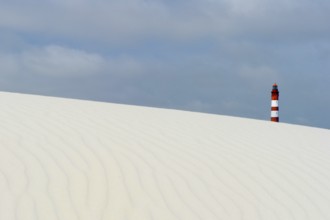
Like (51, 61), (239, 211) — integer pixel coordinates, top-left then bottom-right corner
(271, 100), (278, 107)
(271, 111), (279, 117)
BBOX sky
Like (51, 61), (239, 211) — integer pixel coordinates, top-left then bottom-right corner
(0, 0), (329, 129)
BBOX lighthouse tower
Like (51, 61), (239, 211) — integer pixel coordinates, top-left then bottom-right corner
(271, 83), (279, 122)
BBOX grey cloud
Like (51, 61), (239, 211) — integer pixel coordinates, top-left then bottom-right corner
(238, 65), (279, 86)
(0, 46), (106, 77)
(107, 56), (149, 77)
(21, 45), (107, 77)
(1, 0), (329, 44)
(0, 54), (18, 75)
(0, 45), (150, 77)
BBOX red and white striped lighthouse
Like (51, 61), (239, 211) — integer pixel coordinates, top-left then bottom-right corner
(271, 83), (279, 122)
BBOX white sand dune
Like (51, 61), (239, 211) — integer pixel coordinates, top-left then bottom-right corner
(0, 92), (330, 220)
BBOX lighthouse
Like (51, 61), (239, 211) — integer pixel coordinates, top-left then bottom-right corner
(271, 83), (279, 122)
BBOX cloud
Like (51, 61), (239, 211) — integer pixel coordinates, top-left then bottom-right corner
(107, 56), (148, 77)
(0, 45), (106, 77)
(0, 45), (149, 77)
(0, 54), (18, 75)
(238, 65), (279, 85)
(0, 0), (329, 44)
(182, 100), (213, 112)
(20, 45), (106, 77)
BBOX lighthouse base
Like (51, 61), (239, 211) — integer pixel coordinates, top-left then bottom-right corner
(271, 117), (279, 122)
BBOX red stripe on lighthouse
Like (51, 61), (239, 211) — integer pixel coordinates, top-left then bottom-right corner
(271, 83), (279, 122)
